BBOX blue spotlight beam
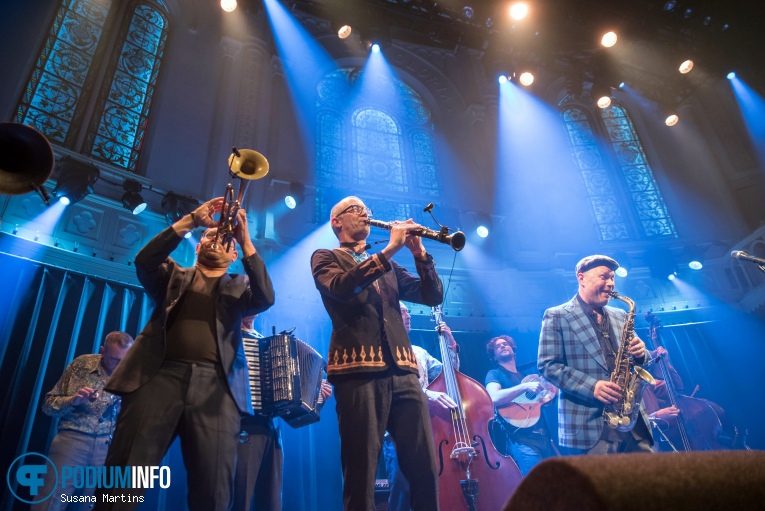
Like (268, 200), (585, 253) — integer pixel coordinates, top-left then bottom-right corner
(262, 0), (337, 159)
(728, 75), (765, 170)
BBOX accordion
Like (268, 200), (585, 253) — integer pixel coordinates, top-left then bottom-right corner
(242, 333), (327, 428)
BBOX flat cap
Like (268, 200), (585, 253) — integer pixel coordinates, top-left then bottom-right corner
(575, 254), (619, 275)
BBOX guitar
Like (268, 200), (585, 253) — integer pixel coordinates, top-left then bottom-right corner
(496, 375), (557, 428)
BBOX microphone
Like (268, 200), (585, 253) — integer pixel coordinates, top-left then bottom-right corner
(423, 202), (434, 213)
(731, 250), (765, 265)
(232, 146), (241, 158)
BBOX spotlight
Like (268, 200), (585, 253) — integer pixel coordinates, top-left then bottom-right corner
(727, 71), (736, 79)
(498, 75), (508, 84)
(613, 251), (631, 278)
(648, 249), (677, 281)
(597, 96), (612, 108)
(519, 72), (534, 86)
(509, 3), (528, 20)
(601, 31), (617, 47)
(665, 114), (679, 126)
(371, 43), (380, 53)
(337, 25), (352, 39)
(689, 260), (703, 270)
(161, 192), (200, 225)
(679, 60), (694, 74)
(220, 0), (237, 12)
(475, 213), (491, 238)
(52, 157), (99, 206)
(462, 6), (474, 19)
(683, 8), (692, 19)
(615, 267), (628, 278)
(663, 1), (677, 11)
(284, 182), (305, 209)
(121, 179), (146, 215)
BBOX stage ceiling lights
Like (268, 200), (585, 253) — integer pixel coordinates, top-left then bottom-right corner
(509, 3), (528, 21)
(220, 0), (237, 13)
(679, 59), (694, 74)
(121, 179), (147, 215)
(519, 71), (534, 86)
(601, 31), (618, 48)
(52, 157), (99, 206)
(475, 213), (491, 238)
(647, 248), (678, 281)
(161, 192), (200, 226)
(284, 182), (305, 209)
(613, 252), (632, 278)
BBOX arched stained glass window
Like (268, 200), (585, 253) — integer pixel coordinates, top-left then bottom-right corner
(600, 105), (676, 238)
(16, 0), (116, 144)
(560, 99), (676, 241)
(15, 0), (168, 173)
(315, 67), (439, 222)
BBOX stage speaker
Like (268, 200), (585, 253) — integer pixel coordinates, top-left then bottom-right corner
(504, 451), (765, 511)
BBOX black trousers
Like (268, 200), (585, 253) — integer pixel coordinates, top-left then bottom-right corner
(333, 368), (438, 511)
(232, 416), (283, 511)
(95, 360), (241, 511)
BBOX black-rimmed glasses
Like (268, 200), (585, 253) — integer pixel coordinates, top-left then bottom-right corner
(336, 204), (373, 217)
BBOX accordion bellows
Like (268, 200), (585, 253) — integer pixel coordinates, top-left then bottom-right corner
(243, 334), (327, 428)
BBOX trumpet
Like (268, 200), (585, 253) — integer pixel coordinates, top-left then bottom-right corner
(366, 219), (466, 251)
(212, 147), (269, 251)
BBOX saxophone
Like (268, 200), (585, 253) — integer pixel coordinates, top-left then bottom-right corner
(603, 291), (656, 431)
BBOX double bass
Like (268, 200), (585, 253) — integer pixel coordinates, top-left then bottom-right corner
(645, 313), (726, 451)
(427, 307), (523, 511)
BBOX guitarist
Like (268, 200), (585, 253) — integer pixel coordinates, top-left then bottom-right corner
(485, 335), (555, 475)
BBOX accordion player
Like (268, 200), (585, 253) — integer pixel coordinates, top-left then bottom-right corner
(242, 331), (328, 428)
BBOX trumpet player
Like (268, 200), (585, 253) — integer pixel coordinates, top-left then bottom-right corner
(538, 255), (654, 455)
(311, 196), (443, 511)
(96, 197), (275, 511)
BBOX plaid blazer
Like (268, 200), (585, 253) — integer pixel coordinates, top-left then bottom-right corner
(538, 295), (652, 449)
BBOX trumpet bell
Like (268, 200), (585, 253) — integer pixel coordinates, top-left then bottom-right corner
(0, 122), (55, 195)
(227, 149), (269, 180)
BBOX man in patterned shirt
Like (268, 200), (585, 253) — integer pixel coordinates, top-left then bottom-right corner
(34, 331), (134, 511)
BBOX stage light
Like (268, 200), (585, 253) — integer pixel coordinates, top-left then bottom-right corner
(161, 192), (200, 225)
(615, 267), (628, 278)
(727, 72), (736, 79)
(519, 72), (534, 86)
(463, 6), (474, 19)
(371, 43), (380, 53)
(665, 114), (679, 126)
(689, 260), (703, 270)
(498, 75), (508, 84)
(683, 8), (692, 19)
(509, 3), (528, 20)
(601, 31), (617, 47)
(668, 272), (677, 281)
(121, 179), (146, 215)
(221, 0), (237, 12)
(663, 1), (677, 11)
(52, 157), (99, 206)
(475, 213), (491, 238)
(337, 25), (352, 39)
(618, 82), (625, 88)
(284, 182), (305, 209)
(597, 96), (612, 108)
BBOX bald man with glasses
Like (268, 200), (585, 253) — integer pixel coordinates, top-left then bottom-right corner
(311, 196), (444, 511)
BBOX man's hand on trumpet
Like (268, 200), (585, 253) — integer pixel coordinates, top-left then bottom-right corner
(172, 197), (224, 236)
(233, 208), (257, 258)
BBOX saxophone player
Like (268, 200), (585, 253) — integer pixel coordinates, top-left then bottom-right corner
(538, 255), (654, 455)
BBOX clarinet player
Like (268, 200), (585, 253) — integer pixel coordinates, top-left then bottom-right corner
(538, 255), (654, 455)
(311, 196), (443, 511)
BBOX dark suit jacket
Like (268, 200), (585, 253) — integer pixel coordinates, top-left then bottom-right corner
(311, 248), (443, 379)
(105, 227), (275, 414)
